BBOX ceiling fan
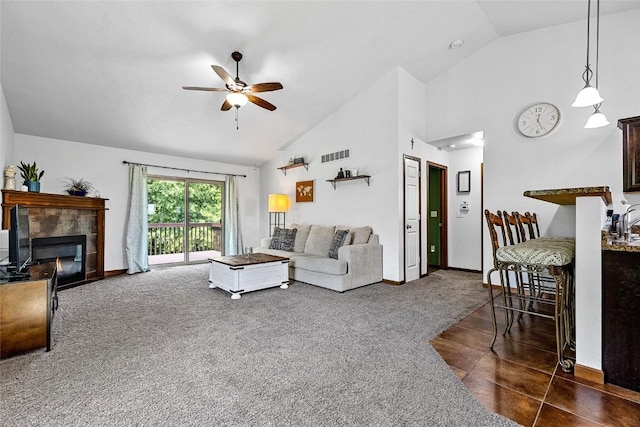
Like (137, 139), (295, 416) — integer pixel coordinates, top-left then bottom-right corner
(182, 51), (283, 112)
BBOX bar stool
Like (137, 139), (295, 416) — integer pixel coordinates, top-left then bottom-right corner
(485, 209), (575, 372)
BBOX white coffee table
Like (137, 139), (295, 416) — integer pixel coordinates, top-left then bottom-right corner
(208, 253), (289, 299)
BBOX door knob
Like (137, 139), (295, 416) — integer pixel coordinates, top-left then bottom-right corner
(406, 225), (411, 229)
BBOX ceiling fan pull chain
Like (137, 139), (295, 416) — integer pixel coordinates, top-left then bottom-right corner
(235, 108), (239, 130)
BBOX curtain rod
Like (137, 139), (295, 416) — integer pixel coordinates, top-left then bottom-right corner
(122, 161), (247, 178)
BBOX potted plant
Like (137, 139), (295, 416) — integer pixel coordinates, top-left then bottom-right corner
(63, 177), (94, 196)
(17, 161), (44, 192)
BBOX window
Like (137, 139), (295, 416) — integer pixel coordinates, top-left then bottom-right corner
(147, 177), (224, 265)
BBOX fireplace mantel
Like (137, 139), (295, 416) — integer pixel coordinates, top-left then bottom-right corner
(2, 190), (108, 287)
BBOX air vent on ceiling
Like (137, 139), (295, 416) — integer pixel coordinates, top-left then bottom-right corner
(321, 149), (350, 164)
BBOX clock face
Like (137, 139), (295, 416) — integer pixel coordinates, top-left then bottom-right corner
(516, 103), (560, 138)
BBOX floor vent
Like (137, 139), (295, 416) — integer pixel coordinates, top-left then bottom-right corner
(321, 149), (350, 164)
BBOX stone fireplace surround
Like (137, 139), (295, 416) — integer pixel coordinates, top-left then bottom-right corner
(2, 190), (107, 289)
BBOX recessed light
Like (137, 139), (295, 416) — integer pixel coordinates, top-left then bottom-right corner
(449, 38), (464, 49)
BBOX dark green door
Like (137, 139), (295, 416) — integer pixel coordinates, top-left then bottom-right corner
(428, 167), (441, 266)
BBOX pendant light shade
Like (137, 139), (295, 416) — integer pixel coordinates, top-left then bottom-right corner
(572, 85), (603, 107)
(573, 0), (605, 109)
(226, 92), (248, 108)
(584, 105), (610, 129)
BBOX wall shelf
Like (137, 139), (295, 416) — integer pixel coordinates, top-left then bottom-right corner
(277, 162), (308, 175)
(326, 175), (371, 190)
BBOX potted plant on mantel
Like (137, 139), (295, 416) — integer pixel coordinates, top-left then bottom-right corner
(63, 177), (94, 196)
(17, 161), (44, 192)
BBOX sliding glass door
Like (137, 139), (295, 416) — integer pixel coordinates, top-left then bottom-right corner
(147, 177), (224, 265)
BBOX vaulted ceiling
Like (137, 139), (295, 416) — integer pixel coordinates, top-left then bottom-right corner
(2, 1), (639, 166)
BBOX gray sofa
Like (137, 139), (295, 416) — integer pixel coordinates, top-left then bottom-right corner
(255, 224), (383, 292)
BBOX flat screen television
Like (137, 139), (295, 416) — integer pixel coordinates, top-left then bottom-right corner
(9, 205), (31, 273)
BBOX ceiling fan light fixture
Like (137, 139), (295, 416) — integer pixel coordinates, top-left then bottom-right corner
(226, 92), (248, 108)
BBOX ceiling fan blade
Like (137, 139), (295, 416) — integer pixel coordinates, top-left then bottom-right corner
(248, 82), (283, 93)
(182, 86), (227, 92)
(221, 99), (233, 111)
(212, 65), (235, 87)
(246, 93), (276, 111)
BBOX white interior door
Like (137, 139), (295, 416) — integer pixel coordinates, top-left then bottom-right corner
(404, 156), (420, 282)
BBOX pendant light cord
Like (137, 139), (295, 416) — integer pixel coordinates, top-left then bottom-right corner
(582, 0), (593, 85)
(595, 0), (600, 89)
(593, 0), (602, 112)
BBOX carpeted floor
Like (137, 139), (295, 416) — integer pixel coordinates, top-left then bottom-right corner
(1, 265), (517, 426)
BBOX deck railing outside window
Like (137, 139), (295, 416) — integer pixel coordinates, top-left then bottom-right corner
(148, 222), (222, 255)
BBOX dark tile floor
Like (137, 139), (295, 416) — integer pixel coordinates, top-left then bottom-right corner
(430, 298), (640, 426)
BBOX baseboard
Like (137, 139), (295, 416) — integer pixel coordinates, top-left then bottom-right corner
(448, 267), (482, 274)
(574, 364), (605, 384)
(105, 269), (127, 278)
(483, 282), (502, 291)
(383, 279), (404, 286)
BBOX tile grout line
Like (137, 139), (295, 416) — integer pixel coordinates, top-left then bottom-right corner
(531, 364), (558, 426)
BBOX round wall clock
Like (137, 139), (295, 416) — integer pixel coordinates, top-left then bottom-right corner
(516, 102), (560, 138)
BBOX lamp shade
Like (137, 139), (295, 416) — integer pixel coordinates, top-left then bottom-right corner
(571, 85), (603, 108)
(584, 110), (610, 129)
(268, 194), (289, 213)
(226, 92), (248, 108)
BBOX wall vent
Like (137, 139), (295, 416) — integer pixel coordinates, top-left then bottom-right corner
(321, 149), (350, 164)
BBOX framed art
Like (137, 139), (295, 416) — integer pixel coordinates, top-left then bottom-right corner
(296, 180), (314, 202)
(457, 170), (470, 193)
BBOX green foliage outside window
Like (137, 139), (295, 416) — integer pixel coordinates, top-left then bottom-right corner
(147, 179), (223, 255)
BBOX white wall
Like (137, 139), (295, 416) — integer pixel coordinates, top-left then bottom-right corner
(425, 9), (640, 282)
(14, 134), (260, 271)
(260, 68), (402, 281)
(425, 9), (640, 373)
(398, 68), (428, 278)
(448, 146), (483, 271)
(259, 66), (485, 282)
(0, 83), (15, 173)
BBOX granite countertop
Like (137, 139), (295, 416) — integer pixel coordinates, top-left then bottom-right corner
(602, 229), (640, 252)
(524, 186), (612, 206)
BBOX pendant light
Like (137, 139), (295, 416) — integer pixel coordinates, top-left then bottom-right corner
(584, 104), (610, 128)
(572, 0), (604, 108)
(583, 0), (609, 128)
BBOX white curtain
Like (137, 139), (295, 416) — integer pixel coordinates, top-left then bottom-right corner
(125, 164), (150, 274)
(224, 175), (243, 255)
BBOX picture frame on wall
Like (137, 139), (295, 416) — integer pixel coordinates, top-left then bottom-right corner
(296, 180), (314, 202)
(457, 170), (471, 193)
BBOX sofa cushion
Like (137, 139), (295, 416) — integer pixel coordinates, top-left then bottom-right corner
(269, 227), (297, 252)
(290, 223), (312, 253)
(350, 226), (373, 244)
(255, 247), (296, 259)
(328, 230), (349, 259)
(336, 226), (354, 246)
(304, 225), (335, 256)
(292, 254), (348, 275)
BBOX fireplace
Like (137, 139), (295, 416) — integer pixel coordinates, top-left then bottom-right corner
(32, 235), (86, 288)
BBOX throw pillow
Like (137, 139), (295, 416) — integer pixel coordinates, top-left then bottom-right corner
(328, 229), (349, 259)
(335, 226), (353, 246)
(269, 227), (297, 251)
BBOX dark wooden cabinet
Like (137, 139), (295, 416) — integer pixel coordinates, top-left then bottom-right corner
(0, 263), (57, 358)
(602, 250), (640, 392)
(619, 116), (640, 192)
